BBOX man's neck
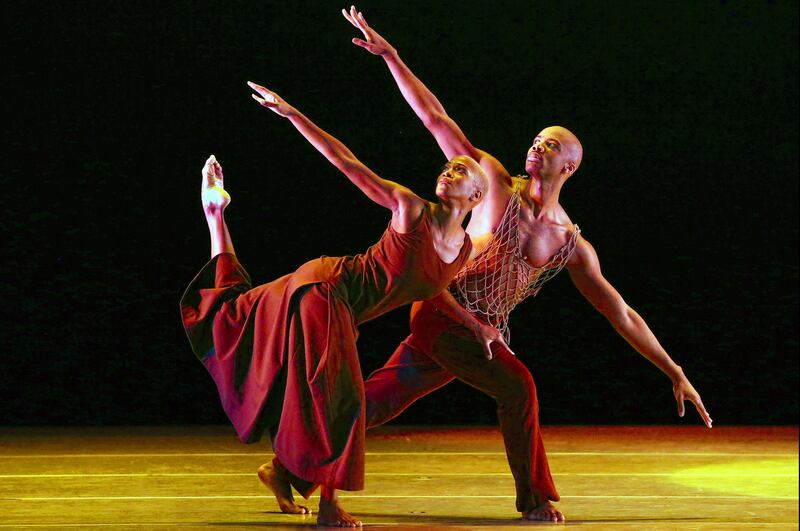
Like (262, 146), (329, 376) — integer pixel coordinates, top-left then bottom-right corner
(526, 175), (564, 220)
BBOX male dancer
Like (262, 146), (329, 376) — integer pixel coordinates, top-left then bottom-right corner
(339, 7), (713, 524)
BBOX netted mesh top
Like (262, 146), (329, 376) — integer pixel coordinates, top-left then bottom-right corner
(450, 180), (581, 343)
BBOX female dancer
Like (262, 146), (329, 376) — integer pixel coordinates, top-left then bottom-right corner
(180, 82), (489, 526)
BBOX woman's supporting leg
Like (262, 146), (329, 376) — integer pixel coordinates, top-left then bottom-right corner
(319, 486), (362, 527)
(257, 458), (311, 515)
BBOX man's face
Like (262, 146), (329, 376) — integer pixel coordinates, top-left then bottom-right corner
(525, 128), (576, 178)
(436, 156), (478, 202)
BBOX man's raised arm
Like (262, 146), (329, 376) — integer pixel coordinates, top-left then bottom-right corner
(343, 7), (479, 162)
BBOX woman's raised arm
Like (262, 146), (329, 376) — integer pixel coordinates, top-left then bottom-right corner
(248, 81), (419, 213)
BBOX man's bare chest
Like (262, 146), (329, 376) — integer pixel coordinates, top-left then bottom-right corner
(517, 221), (572, 268)
(467, 201), (571, 268)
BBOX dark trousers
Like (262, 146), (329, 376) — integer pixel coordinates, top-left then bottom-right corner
(363, 300), (559, 512)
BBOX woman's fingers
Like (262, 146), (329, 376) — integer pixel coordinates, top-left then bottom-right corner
(248, 82), (279, 105)
(482, 340), (493, 360)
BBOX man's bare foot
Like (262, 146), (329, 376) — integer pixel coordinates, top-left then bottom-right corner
(201, 154), (230, 214)
(522, 501), (565, 523)
(317, 498), (362, 527)
(256, 462), (311, 515)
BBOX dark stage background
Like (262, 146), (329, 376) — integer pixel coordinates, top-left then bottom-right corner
(3, 1), (797, 427)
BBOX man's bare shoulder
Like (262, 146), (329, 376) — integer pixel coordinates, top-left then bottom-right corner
(554, 203), (577, 230)
(567, 234), (598, 270)
(475, 149), (514, 188)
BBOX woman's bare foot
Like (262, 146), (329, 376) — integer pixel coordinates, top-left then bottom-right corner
(317, 498), (362, 527)
(522, 501), (565, 523)
(256, 462), (311, 515)
(201, 154), (230, 214)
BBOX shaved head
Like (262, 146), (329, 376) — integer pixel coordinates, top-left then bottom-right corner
(540, 126), (583, 175)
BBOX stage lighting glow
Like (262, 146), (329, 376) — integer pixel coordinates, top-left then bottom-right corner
(669, 458), (799, 499)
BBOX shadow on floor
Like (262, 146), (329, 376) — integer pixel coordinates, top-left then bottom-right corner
(209, 513), (713, 528)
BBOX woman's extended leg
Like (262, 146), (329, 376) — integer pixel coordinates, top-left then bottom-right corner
(202, 155), (314, 514)
(201, 156), (311, 515)
(201, 155), (234, 258)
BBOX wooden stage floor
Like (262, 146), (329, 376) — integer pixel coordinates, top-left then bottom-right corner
(1, 425), (797, 529)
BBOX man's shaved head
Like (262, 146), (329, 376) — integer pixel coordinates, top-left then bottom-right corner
(540, 126), (583, 175)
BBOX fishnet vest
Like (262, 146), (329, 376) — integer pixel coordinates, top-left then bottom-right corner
(451, 181), (581, 343)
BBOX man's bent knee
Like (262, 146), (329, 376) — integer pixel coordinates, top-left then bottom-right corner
(496, 362), (539, 411)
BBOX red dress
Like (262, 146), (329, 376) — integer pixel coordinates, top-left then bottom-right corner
(180, 205), (471, 492)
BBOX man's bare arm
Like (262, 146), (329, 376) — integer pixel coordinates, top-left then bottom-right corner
(343, 8), (485, 163)
(567, 237), (713, 428)
(248, 81), (420, 215)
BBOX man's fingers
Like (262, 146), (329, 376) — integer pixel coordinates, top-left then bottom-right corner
(342, 7), (362, 32)
(351, 6), (369, 34)
(676, 394), (686, 417)
(345, 6), (364, 33)
(353, 12), (367, 34)
(700, 409), (713, 428)
(341, 8), (355, 25)
(354, 40), (381, 54)
(697, 406), (712, 428)
(693, 400), (713, 428)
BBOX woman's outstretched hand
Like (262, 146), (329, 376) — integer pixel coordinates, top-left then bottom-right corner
(248, 81), (294, 117)
(342, 5), (394, 56)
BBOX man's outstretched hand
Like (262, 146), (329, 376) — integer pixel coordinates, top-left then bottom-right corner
(673, 375), (713, 428)
(342, 5), (394, 56)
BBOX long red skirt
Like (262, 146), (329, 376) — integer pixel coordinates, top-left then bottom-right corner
(180, 253), (365, 493)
